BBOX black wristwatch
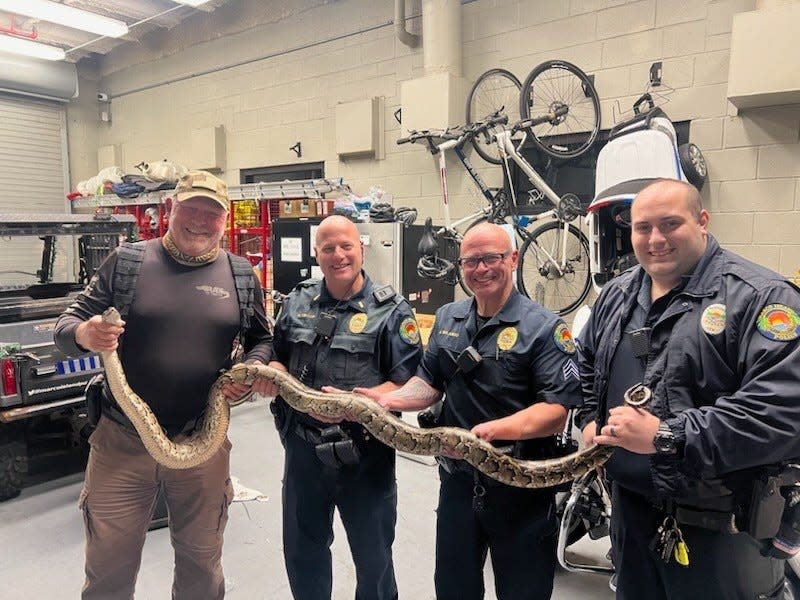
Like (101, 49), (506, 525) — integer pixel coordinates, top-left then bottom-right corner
(653, 421), (677, 455)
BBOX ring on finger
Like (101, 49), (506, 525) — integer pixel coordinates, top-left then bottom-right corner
(610, 425), (617, 437)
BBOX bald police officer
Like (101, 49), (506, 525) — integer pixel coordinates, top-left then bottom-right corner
(262, 215), (422, 600)
(358, 223), (582, 600)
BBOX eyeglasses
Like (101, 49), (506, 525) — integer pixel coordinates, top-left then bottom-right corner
(457, 251), (510, 269)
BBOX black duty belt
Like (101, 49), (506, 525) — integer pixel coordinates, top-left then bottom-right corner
(294, 422), (323, 444)
(294, 421), (362, 468)
(439, 456), (508, 488)
(674, 506), (739, 534)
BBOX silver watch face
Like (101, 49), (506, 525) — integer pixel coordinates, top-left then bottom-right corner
(655, 427), (676, 454)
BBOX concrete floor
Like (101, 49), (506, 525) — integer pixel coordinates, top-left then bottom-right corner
(0, 398), (615, 599)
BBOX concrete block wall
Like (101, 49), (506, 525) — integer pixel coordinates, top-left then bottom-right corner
(67, 0), (800, 281)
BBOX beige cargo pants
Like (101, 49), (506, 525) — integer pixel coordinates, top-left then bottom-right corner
(79, 416), (233, 599)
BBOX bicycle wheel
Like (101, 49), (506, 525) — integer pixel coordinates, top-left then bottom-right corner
(466, 68), (522, 165)
(518, 60), (601, 160)
(452, 217), (492, 296)
(517, 220), (591, 315)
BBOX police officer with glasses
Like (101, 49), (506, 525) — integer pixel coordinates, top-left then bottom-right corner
(576, 178), (800, 599)
(358, 223), (582, 600)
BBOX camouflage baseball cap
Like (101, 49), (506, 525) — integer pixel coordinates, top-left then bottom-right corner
(174, 170), (229, 211)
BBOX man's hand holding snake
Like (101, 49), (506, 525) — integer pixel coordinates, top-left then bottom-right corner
(76, 314), (125, 352)
(220, 359), (275, 404)
(315, 386), (347, 423)
(594, 405), (659, 454)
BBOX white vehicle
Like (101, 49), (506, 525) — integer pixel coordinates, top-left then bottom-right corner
(586, 93), (707, 295)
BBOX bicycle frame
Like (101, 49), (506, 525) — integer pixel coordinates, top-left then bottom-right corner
(429, 127), (584, 287)
(493, 128), (578, 278)
(436, 133), (556, 237)
(433, 136), (494, 234)
(400, 115), (592, 313)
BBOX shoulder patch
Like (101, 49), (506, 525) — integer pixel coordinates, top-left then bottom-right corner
(756, 304), (800, 341)
(553, 323), (576, 354)
(701, 303), (726, 335)
(399, 316), (420, 345)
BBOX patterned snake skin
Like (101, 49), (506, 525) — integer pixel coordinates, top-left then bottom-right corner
(100, 310), (614, 482)
(101, 308), (230, 469)
(224, 363), (614, 489)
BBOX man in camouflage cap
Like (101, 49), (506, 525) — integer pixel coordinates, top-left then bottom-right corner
(55, 167), (273, 599)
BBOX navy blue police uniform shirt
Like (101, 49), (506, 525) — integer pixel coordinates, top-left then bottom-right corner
(417, 289), (582, 430)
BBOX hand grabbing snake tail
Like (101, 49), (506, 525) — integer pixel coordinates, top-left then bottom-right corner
(225, 363), (614, 489)
(101, 308), (230, 469)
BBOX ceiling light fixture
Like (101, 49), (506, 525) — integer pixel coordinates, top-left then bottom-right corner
(0, 34), (65, 60)
(0, 0), (129, 38)
(172, 1), (212, 7)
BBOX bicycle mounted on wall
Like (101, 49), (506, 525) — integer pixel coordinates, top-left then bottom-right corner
(399, 60), (600, 316)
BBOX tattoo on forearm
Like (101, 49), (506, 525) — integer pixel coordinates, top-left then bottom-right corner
(391, 376), (442, 404)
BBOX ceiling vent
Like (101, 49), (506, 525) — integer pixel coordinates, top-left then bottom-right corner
(0, 51), (78, 102)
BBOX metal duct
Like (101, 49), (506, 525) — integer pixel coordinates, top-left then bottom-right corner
(395, 0), (420, 48)
(421, 0), (461, 76)
(0, 52), (79, 103)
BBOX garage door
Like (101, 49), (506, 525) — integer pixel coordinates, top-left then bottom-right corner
(0, 93), (70, 285)
(0, 93), (68, 212)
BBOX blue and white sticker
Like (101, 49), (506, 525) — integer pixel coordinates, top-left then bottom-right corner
(57, 355), (101, 374)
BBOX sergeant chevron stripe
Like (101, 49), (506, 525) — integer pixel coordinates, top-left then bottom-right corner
(562, 359), (580, 381)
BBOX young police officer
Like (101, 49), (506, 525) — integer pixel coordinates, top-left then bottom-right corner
(577, 178), (800, 598)
(261, 215), (422, 600)
(358, 223), (582, 600)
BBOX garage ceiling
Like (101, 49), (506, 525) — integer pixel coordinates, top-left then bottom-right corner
(0, 0), (231, 64)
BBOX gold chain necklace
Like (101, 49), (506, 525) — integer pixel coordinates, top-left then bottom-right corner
(161, 231), (219, 266)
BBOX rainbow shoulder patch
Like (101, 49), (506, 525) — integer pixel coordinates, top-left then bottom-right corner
(399, 317), (420, 345)
(756, 304), (800, 341)
(553, 323), (576, 354)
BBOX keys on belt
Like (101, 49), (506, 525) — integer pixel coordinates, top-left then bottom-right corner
(649, 515), (690, 567)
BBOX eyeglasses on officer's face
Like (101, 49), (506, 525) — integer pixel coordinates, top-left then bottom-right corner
(457, 251), (511, 270)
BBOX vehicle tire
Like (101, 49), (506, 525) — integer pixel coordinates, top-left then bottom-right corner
(0, 426), (28, 501)
(466, 68), (522, 165)
(678, 142), (707, 190)
(519, 60), (601, 160)
(517, 220), (591, 315)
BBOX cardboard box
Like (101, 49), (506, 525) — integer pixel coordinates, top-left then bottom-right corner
(315, 199), (335, 216)
(278, 199), (318, 218)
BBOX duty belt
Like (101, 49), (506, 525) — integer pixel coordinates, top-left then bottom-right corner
(438, 455), (512, 488)
(674, 506), (739, 534)
(293, 421), (362, 468)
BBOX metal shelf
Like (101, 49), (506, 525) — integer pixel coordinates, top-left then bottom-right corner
(0, 213), (136, 236)
(70, 191), (170, 211)
(227, 178), (351, 201)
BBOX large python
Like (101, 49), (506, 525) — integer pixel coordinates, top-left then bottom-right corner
(101, 307), (231, 469)
(220, 363), (615, 489)
(100, 308), (613, 485)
